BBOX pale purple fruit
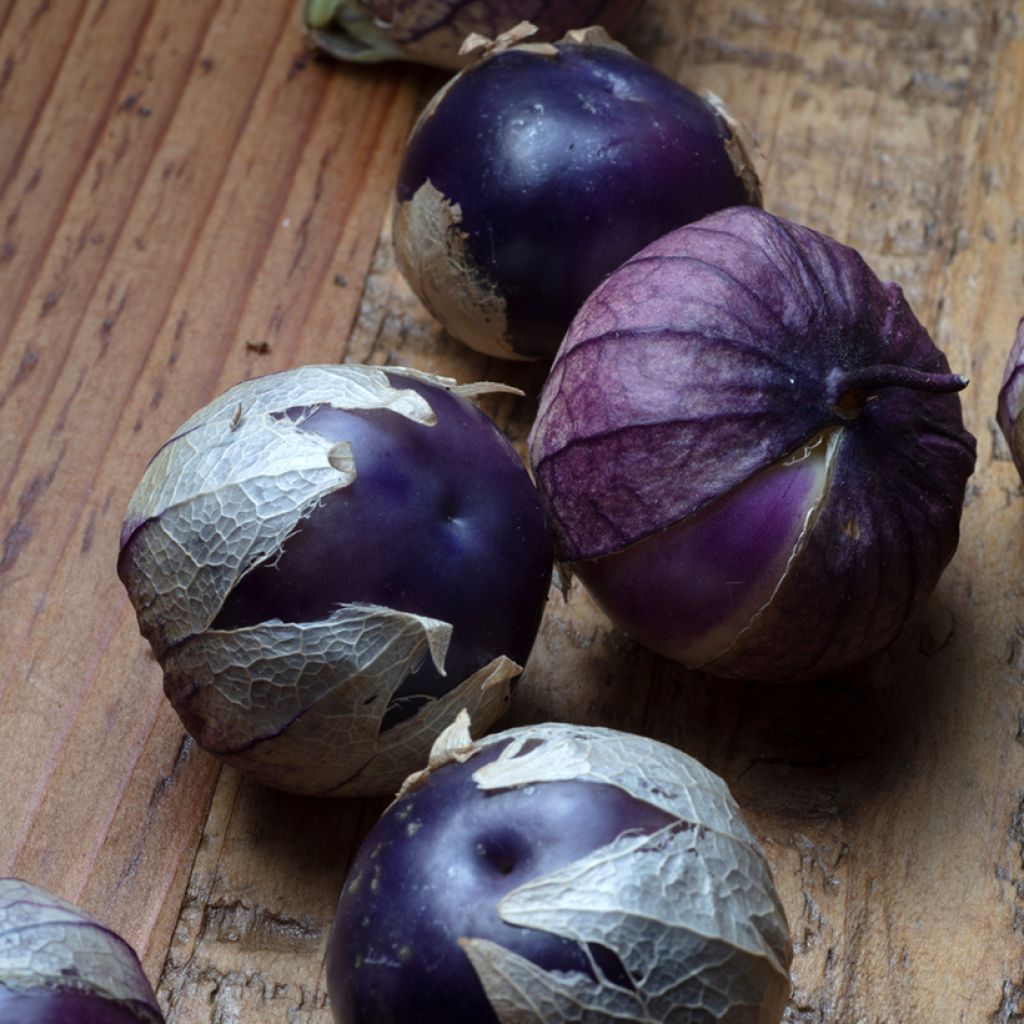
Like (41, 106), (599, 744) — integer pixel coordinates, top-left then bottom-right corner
(997, 317), (1024, 480)
(326, 716), (792, 1024)
(303, 1), (643, 70)
(529, 207), (977, 681)
(0, 879), (164, 1024)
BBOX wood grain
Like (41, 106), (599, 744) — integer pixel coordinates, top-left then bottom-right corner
(2, 0), (1023, 1021)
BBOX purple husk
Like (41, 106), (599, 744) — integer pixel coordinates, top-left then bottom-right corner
(529, 206), (976, 680)
(578, 449), (823, 661)
(997, 317), (1024, 480)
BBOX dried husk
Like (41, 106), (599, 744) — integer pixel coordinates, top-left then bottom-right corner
(119, 365), (523, 797)
(393, 180), (518, 360)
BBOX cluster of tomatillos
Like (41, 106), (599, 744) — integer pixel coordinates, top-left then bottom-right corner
(384, 20), (976, 684)
(38, 5), (996, 1024)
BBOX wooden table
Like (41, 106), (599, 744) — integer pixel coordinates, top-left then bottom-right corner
(2, 0), (1022, 1020)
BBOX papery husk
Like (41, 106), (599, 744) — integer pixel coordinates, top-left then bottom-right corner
(119, 365), (526, 796)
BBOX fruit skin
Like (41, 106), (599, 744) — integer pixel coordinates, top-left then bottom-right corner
(326, 719), (792, 1024)
(118, 366), (553, 797)
(529, 206), (977, 681)
(394, 30), (759, 360)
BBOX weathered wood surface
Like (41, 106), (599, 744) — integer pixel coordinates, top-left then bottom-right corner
(1, 0), (1022, 1020)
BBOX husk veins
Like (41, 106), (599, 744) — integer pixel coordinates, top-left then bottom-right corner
(120, 365), (522, 797)
(416, 717), (792, 1023)
(0, 879), (162, 1021)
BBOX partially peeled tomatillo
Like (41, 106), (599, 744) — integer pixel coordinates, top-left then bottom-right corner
(118, 365), (553, 797)
(393, 25), (760, 360)
(529, 207), (977, 681)
(327, 715), (792, 1024)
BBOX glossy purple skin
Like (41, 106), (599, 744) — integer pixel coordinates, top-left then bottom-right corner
(326, 741), (675, 1024)
(0, 987), (160, 1024)
(581, 451), (822, 661)
(529, 207), (977, 680)
(212, 374), (553, 727)
(997, 317), (1024, 480)
(397, 40), (755, 358)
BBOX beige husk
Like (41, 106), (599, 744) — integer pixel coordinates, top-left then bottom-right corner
(394, 180), (522, 360)
(704, 90), (764, 207)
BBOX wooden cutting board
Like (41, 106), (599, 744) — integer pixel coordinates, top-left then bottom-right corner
(2, 0), (1022, 1020)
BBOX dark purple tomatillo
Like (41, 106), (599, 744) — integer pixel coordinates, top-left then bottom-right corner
(393, 27), (760, 360)
(328, 744), (670, 1023)
(118, 366), (553, 797)
(304, 0), (644, 69)
(0, 879), (164, 1024)
(326, 718), (792, 1024)
(529, 207), (977, 681)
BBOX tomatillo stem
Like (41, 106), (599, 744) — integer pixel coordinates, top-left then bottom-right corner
(830, 364), (968, 419)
